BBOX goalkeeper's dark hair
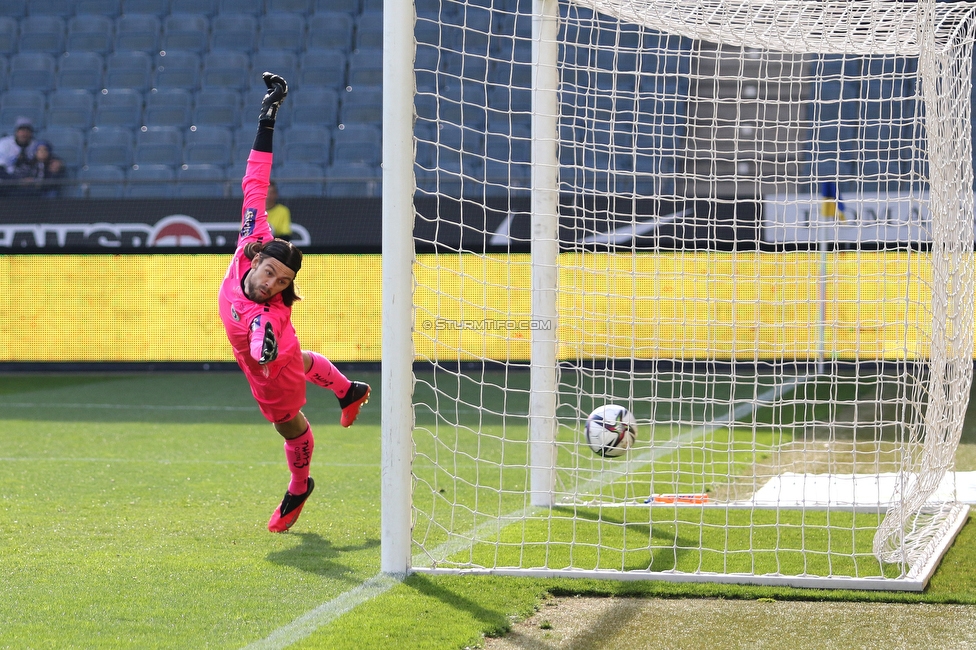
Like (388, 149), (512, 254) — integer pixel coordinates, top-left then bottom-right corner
(244, 239), (303, 306)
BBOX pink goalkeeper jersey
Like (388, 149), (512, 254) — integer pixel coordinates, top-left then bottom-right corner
(218, 149), (300, 382)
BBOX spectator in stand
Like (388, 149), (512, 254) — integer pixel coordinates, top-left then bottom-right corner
(0, 117), (41, 195)
(266, 180), (293, 241)
(16, 141), (66, 198)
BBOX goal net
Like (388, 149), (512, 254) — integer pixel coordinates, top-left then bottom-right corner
(388, 0), (976, 589)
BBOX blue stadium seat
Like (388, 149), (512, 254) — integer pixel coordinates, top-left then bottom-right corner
(202, 50), (250, 90)
(339, 86), (382, 125)
(66, 14), (114, 53)
(161, 13), (209, 53)
(250, 50), (298, 89)
(268, 0), (312, 13)
(0, 16), (16, 55)
(291, 87), (338, 127)
(232, 129), (253, 165)
(79, 163), (126, 198)
(126, 163), (176, 197)
(331, 123), (381, 165)
(94, 88), (143, 128)
(184, 125), (233, 165)
(24, 0), (74, 16)
(209, 13), (257, 52)
(217, 0), (264, 15)
(281, 125), (331, 165)
(104, 50), (152, 91)
(144, 89), (192, 128)
(306, 12), (353, 52)
(134, 126), (183, 166)
(0, 0), (25, 18)
(192, 87), (241, 126)
(299, 48), (346, 90)
(85, 126), (134, 165)
(360, 0), (382, 13)
(47, 89), (95, 130)
(354, 12), (383, 50)
(0, 58), (8, 92)
(121, 0), (171, 16)
(40, 125), (85, 168)
(153, 50), (201, 90)
(76, 0), (123, 16)
(324, 162), (379, 197)
(9, 53), (56, 92)
(55, 51), (104, 91)
(347, 48), (382, 87)
(258, 12), (306, 52)
(312, 0), (358, 14)
(17, 16), (65, 53)
(274, 162), (324, 197)
(177, 163), (226, 197)
(171, 0), (217, 16)
(0, 91), (45, 132)
(114, 14), (160, 52)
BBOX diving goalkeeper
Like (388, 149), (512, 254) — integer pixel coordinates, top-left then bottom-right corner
(218, 72), (371, 533)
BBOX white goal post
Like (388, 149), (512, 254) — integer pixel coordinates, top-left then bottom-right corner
(382, 0), (976, 589)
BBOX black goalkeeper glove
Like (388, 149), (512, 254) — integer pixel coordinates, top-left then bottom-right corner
(259, 71), (289, 122)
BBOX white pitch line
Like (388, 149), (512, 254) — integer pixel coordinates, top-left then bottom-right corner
(242, 375), (809, 649)
(0, 401), (256, 412)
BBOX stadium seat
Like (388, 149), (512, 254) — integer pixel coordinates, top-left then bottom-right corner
(183, 125), (233, 165)
(114, 14), (160, 52)
(79, 163), (126, 197)
(0, 16), (16, 55)
(0, 58), (8, 92)
(177, 163), (226, 197)
(338, 86), (383, 125)
(274, 162), (324, 197)
(281, 125), (331, 165)
(171, 0), (218, 16)
(250, 50), (298, 89)
(40, 125), (85, 168)
(66, 14), (114, 53)
(291, 87), (338, 127)
(324, 162), (379, 197)
(360, 0), (382, 13)
(347, 48), (382, 88)
(312, 0), (358, 14)
(192, 87), (241, 127)
(94, 88), (143, 128)
(17, 16), (65, 53)
(144, 89), (193, 128)
(217, 0), (264, 15)
(85, 126), (134, 165)
(47, 89), (95, 130)
(209, 13), (257, 52)
(153, 50), (201, 90)
(161, 13), (209, 53)
(298, 48), (346, 90)
(104, 50), (153, 91)
(126, 163), (176, 197)
(306, 12), (353, 52)
(0, 91), (45, 132)
(354, 12), (384, 50)
(120, 0), (171, 16)
(331, 123), (381, 165)
(258, 12), (306, 52)
(24, 0), (74, 16)
(76, 0), (123, 16)
(0, 0), (25, 18)
(55, 51), (105, 91)
(268, 0), (311, 13)
(201, 50), (250, 90)
(134, 126), (183, 166)
(8, 53), (57, 92)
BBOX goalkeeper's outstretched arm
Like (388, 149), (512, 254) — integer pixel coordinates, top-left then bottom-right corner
(241, 72), (289, 236)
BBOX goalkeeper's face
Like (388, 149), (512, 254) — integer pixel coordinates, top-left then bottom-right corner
(246, 255), (296, 304)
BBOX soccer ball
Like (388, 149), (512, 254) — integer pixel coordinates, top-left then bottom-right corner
(584, 404), (637, 457)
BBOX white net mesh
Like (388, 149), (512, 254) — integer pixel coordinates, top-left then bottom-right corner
(409, 0), (976, 587)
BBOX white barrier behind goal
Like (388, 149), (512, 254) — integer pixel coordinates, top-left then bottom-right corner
(381, 0), (976, 589)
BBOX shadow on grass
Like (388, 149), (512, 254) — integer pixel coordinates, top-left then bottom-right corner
(404, 573), (514, 636)
(265, 532), (380, 582)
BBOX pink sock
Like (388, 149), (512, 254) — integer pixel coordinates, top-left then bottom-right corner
(304, 351), (352, 397)
(283, 426), (314, 495)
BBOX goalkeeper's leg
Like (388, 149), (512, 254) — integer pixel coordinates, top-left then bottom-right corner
(302, 350), (371, 427)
